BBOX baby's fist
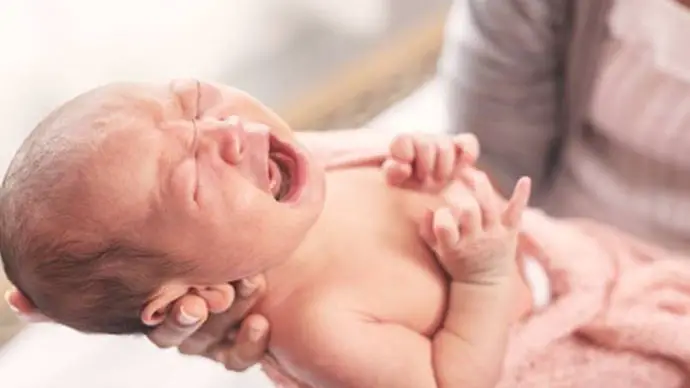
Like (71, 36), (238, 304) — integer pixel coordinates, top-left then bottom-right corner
(382, 133), (479, 192)
(421, 170), (531, 284)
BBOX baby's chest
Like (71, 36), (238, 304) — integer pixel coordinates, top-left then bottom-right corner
(331, 253), (448, 336)
(318, 187), (449, 335)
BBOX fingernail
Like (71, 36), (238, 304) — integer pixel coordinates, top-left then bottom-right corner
(249, 325), (264, 342)
(239, 278), (257, 298)
(177, 306), (201, 326)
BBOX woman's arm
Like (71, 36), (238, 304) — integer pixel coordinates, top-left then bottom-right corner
(439, 0), (569, 197)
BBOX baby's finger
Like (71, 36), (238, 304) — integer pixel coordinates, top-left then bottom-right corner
(414, 137), (436, 181)
(454, 134), (480, 164)
(502, 177), (532, 228)
(149, 294), (209, 349)
(472, 171), (500, 228)
(444, 181), (482, 236)
(382, 159), (413, 187)
(210, 314), (270, 372)
(389, 135), (415, 163)
(432, 207), (460, 250)
(459, 206), (482, 237)
(418, 209), (436, 245)
(434, 139), (455, 182)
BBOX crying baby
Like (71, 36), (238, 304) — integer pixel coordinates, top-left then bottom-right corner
(3, 80), (690, 388)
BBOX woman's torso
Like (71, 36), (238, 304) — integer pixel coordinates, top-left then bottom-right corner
(546, 0), (690, 252)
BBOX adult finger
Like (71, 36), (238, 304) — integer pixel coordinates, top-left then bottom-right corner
(148, 294), (210, 348)
(184, 275), (267, 353)
(210, 314), (270, 372)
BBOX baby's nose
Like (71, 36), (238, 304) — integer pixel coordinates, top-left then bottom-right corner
(210, 115), (246, 165)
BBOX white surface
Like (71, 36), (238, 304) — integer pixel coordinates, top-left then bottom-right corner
(0, 323), (273, 388)
(367, 78), (447, 133)
(0, 0), (392, 176)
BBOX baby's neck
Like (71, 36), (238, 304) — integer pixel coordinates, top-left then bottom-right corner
(259, 169), (376, 304)
(260, 202), (337, 303)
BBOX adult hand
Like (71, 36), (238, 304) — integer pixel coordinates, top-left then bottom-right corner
(147, 275), (270, 371)
(4, 274), (271, 372)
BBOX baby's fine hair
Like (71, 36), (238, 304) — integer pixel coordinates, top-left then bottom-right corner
(0, 84), (193, 334)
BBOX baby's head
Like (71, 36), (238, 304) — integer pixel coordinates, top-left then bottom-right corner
(0, 80), (325, 334)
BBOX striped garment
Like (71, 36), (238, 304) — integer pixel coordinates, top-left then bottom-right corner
(440, 0), (690, 252)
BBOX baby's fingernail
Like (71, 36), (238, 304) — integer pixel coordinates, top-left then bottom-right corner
(177, 306), (201, 326)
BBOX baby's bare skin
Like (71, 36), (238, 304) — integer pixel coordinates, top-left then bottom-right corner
(254, 155), (532, 387)
(1, 81), (530, 388)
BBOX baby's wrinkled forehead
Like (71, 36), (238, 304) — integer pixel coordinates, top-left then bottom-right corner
(60, 87), (182, 227)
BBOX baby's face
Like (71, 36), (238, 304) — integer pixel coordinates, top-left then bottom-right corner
(91, 80), (325, 283)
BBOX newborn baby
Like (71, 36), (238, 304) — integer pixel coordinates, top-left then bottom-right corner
(0, 80), (529, 388)
(3, 80), (690, 388)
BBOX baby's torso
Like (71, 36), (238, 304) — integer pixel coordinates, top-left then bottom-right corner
(258, 168), (537, 373)
(261, 168), (450, 337)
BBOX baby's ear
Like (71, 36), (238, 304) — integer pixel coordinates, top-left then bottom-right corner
(141, 284), (189, 327)
(4, 288), (36, 315)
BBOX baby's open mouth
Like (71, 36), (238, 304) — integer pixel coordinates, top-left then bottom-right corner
(267, 135), (296, 201)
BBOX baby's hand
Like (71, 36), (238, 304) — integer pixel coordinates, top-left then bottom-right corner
(421, 170), (531, 284)
(382, 133), (479, 192)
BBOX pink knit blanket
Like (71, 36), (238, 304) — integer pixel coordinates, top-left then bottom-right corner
(501, 210), (690, 387)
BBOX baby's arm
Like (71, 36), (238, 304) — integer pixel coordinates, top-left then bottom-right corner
(296, 130), (478, 172)
(275, 174), (529, 388)
(275, 302), (453, 388)
(296, 129), (398, 169)
(423, 170), (531, 387)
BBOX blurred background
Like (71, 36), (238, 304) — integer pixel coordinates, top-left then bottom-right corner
(0, 1), (451, 386)
(0, 0), (451, 175)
